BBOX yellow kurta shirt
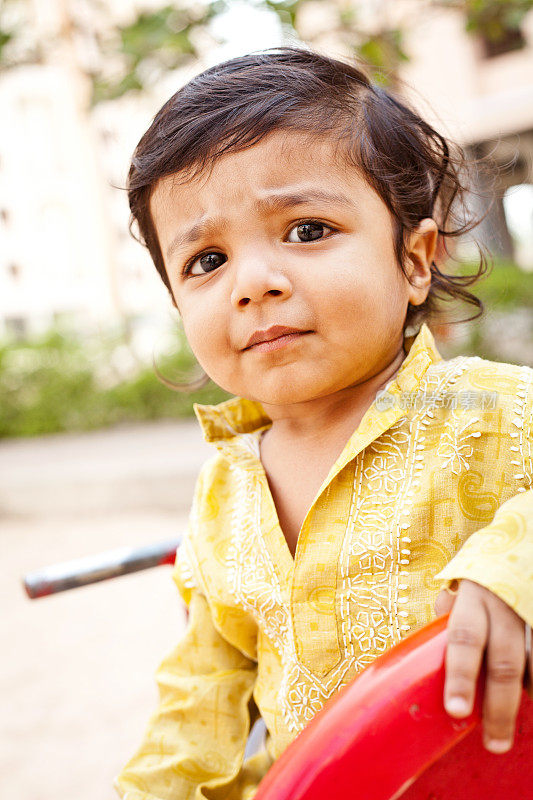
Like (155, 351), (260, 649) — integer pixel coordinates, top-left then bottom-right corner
(115, 322), (533, 800)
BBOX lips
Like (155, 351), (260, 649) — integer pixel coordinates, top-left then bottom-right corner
(244, 325), (310, 350)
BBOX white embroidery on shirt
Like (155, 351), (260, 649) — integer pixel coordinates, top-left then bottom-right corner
(509, 366), (533, 492)
(226, 463), (322, 731)
(437, 412), (482, 476)
(341, 419), (410, 671)
(224, 356), (472, 735)
(338, 357), (473, 679)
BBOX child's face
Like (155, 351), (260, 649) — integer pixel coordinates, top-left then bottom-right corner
(150, 131), (436, 407)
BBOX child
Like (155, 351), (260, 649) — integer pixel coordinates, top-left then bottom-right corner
(115, 47), (532, 800)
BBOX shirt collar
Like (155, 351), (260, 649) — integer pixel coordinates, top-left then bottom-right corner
(194, 321), (443, 450)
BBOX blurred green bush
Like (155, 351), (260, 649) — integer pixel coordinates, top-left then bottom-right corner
(470, 258), (533, 309)
(0, 327), (229, 438)
(436, 259), (533, 363)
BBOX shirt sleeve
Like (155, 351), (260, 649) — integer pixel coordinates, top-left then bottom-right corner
(113, 571), (265, 800)
(434, 488), (533, 628)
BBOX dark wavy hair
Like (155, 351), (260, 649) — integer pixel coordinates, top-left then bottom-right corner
(128, 46), (494, 372)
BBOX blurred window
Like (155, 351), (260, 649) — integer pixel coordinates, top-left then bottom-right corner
(5, 316), (28, 338)
(479, 27), (526, 59)
(503, 183), (533, 270)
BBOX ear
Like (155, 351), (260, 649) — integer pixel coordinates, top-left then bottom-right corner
(404, 218), (438, 307)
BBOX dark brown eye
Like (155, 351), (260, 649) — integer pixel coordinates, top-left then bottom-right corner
(287, 222), (331, 243)
(188, 252), (226, 276)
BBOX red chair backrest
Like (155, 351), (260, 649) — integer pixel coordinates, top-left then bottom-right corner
(254, 615), (533, 800)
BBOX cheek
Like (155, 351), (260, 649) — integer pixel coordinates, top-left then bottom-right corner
(318, 263), (382, 309)
(317, 261), (408, 332)
(180, 303), (230, 377)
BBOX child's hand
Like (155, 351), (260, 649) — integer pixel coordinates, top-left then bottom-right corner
(435, 579), (532, 753)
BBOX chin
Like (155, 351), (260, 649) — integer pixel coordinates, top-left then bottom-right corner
(250, 381), (329, 406)
(214, 368), (333, 407)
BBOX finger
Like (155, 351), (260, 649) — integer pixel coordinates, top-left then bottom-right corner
(482, 608), (526, 753)
(435, 587), (456, 617)
(444, 588), (488, 719)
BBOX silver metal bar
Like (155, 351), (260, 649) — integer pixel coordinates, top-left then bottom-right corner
(23, 537), (181, 599)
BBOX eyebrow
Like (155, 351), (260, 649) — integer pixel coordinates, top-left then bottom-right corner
(165, 189), (355, 261)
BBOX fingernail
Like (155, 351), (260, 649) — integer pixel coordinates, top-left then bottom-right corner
(485, 739), (512, 754)
(445, 696), (470, 716)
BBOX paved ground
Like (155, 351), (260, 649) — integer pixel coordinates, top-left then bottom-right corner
(1, 420), (212, 800)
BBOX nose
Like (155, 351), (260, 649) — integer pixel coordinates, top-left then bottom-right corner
(230, 257), (293, 309)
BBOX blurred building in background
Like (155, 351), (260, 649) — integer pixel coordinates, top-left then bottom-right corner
(0, 0), (532, 344)
(396, 1), (533, 268)
(0, 0), (175, 346)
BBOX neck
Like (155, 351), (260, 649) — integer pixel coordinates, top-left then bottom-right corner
(260, 342), (407, 445)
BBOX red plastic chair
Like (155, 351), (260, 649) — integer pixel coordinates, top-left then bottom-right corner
(254, 615), (533, 800)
